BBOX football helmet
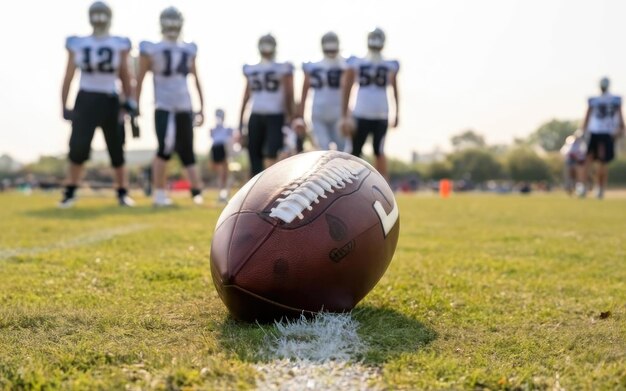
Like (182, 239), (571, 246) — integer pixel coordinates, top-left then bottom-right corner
(89, 1), (112, 35)
(258, 34), (277, 57)
(160, 6), (184, 41)
(367, 27), (386, 51)
(321, 31), (339, 56)
(600, 77), (610, 92)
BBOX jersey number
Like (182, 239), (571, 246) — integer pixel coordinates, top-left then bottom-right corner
(310, 69), (342, 89)
(163, 50), (189, 76)
(82, 47), (114, 73)
(359, 65), (387, 87)
(249, 71), (280, 92)
(594, 103), (616, 119)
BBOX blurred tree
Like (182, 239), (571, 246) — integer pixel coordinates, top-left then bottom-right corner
(450, 129), (486, 150)
(449, 148), (503, 182)
(24, 155), (65, 178)
(528, 119), (578, 152)
(608, 159), (626, 185)
(506, 148), (552, 182)
(426, 161), (452, 180)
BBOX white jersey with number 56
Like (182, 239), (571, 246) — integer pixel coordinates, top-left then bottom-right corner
(302, 58), (347, 120)
(66, 35), (131, 94)
(140, 40), (197, 112)
(587, 93), (622, 134)
(243, 61), (294, 115)
(347, 56), (399, 120)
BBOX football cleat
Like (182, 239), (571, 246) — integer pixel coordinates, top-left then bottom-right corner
(193, 194), (204, 205)
(58, 195), (77, 209)
(367, 27), (386, 51)
(160, 6), (183, 41)
(118, 195), (136, 207)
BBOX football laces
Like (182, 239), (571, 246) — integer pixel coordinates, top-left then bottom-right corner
(270, 158), (366, 223)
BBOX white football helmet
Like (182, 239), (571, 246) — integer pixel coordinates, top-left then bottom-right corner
(367, 27), (386, 51)
(258, 34), (277, 58)
(160, 6), (184, 41)
(600, 77), (610, 92)
(321, 31), (339, 56)
(89, 1), (112, 35)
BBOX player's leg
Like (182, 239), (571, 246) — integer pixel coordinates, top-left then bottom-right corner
(372, 119), (389, 178)
(211, 144), (228, 201)
(264, 114), (284, 167)
(595, 135), (614, 199)
(61, 91), (98, 208)
(247, 113), (265, 176)
(101, 95), (134, 206)
(153, 109), (175, 206)
(578, 134), (598, 197)
(350, 117), (370, 158)
(312, 117), (332, 150)
(175, 112), (203, 204)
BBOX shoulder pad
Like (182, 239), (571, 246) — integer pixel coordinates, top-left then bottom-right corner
(139, 41), (154, 56)
(612, 96), (622, 105)
(185, 42), (198, 56)
(346, 55), (359, 67)
(388, 60), (400, 72)
(302, 62), (313, 73)
(65, 36), (80, 51)
(114, 36), (131, 51)
(282, 62), (294, 74)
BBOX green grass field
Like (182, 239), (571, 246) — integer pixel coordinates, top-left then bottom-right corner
(0, 191), (624, 390)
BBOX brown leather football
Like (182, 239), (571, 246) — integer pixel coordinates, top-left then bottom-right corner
(210, 151), (400, 322)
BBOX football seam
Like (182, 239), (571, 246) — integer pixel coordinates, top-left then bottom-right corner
(223, 284), (319, 316)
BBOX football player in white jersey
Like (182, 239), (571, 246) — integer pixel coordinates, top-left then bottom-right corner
(578, 77), (624, 199)
(136, 7), (205, 206)
(341, 27), (399, 178)
(60, 1), (136, 208)
(239, 34), (295, 176)
(299, 32), (350, 152)
(210, 109), (234, 203)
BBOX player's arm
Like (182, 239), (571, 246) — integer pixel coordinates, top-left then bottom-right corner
(135, 54), (152, 114)
(340, 68), (355, 118)
(298, 74), (311, 118)
(239, 81), (251, 132)
(61, 50), (76, 120)
(390, 71), (399, 128)
(616, 105), (625, 139)
(582, 106), (591, 136)
(118, 50), (134, 104)
(283, 73), (295, 124)
(190, 57), (205, 126)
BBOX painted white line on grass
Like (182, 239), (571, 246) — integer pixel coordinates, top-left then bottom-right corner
(255, 313), (381, 391)
(0, 224), (148, 260)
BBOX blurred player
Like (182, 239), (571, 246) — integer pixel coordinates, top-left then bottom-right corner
(578, 77), (624, 199)
(60, 1), (136, 208)
(299, 32), (350, 151)
(210, 109), (234, 203)
(341, 27), (399, 178)
(560, 129), (587, 195)
(136, 6), (205, 206)
(239, 34), (295, 176)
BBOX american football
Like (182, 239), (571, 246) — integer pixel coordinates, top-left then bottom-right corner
(210, 151), (400, 321)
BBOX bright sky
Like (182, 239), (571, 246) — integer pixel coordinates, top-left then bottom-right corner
(1, 0), (625, 163)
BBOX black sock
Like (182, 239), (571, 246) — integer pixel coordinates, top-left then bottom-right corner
(117, 188), (128, 198)
(64, 185), (77, 199)
(191, 188), (201, 197)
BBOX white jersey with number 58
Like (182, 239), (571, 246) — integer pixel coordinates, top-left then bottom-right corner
(347, 56), (399, 120)
(243, 61), (294, 115)
(140, 40), (197, 112)
(66, 35), (131, 94)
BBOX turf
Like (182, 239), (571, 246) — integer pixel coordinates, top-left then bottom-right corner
(0, 191), (624, 390)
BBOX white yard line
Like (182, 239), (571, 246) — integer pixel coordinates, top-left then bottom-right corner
(0, 224), (148, 260)
(255, 313), (381, 391)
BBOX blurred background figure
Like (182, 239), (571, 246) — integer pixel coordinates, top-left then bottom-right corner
(560, 129), (587, 196)
(341, 27), (400, 178)
(578, 77), (624, 199)
(210, 109), (234, 203)
(239, 34), (295, 177)
(136, 6), (205, 207)
(299, 32), (350, 152)
(59, 1), (136, 208)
